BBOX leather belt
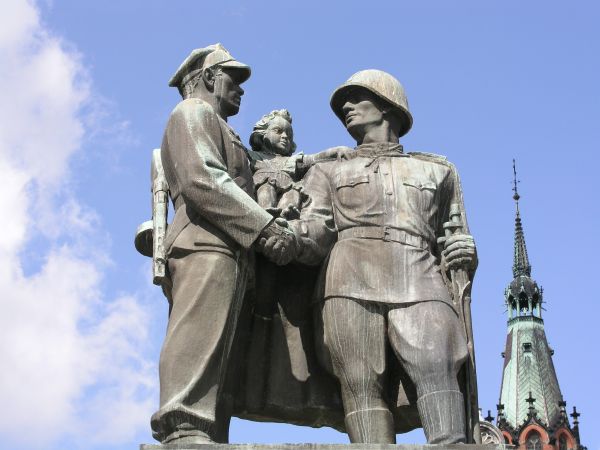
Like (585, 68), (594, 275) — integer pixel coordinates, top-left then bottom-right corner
(338, 226), (429, 250)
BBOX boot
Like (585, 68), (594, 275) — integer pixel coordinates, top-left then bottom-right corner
(162, 422), (214, 445)
(417, 390), (466, 444)
(344, 408), (396, 444)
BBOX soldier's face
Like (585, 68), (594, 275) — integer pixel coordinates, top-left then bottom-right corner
(264, 116), (294, 156)
(341, 88), (385, 142)
(214, 68), (245, 117)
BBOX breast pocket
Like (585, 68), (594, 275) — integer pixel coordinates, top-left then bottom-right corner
(334, 173), (382, 217)
(403, 178), (437, 212)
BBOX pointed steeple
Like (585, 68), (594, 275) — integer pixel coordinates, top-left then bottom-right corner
(505, 160), (542, 320)
(512, 160), (531, 277)
(496, 161), (583, 449)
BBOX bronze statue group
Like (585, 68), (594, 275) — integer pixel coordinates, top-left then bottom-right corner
(136, 43), (479, 446)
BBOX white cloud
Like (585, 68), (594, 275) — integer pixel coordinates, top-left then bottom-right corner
(0, 5), (86, 188)
(0, 1), (155, 448)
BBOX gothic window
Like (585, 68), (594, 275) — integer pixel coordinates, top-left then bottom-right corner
(526, 430), (542, 450)
(559, 434), (569, 450)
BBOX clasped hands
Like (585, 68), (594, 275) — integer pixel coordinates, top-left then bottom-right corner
(257, 221), (477, 270)
(442, 233), (478, 272)
(256, 218), (298, 265)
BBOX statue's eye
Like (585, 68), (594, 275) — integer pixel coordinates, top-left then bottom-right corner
(272, 128), (281, 133)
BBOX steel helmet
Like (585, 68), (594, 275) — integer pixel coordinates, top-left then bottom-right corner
(330, 69), (413, 137)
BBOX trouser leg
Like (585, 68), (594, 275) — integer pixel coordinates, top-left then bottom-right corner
(151, 250), (248, 443)
(321, 298), (395, 444)
(388, 301), (468, 444)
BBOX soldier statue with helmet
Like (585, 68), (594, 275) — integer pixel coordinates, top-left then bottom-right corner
(262, 69), (480, 444)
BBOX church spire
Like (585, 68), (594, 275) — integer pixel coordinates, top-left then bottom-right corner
(495, 161), (584, 449)
(512, 159), (531, 277)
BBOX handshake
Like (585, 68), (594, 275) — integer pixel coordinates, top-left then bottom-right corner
(255, 218), (299, 265)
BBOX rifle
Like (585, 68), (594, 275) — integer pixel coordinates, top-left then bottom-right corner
(134, 149), (169, 286)
(151, 149), (169, 285)
(440, 202), (481, 444)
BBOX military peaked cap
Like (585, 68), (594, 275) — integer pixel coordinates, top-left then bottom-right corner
(168, 43), (251, 89)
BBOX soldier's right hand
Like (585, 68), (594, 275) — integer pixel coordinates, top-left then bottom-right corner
(256, 219), (298, 265)
(443, 233), (478, 272)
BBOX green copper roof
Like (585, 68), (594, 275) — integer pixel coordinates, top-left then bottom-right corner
(499, 317), (563, 428)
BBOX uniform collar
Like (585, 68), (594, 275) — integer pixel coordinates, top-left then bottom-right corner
(354, 142), (405, 158)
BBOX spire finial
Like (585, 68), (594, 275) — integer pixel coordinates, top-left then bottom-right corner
(571, 406), (580, 424)
(571, 407), (582, 444)
(526, 391), (538, 419)
(512, 159), (531, 277)
(559, 400), (568, 421)
(512, 158), (520, 209)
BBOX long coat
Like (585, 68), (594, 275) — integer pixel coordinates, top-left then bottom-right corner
(152, 97), (272, 442)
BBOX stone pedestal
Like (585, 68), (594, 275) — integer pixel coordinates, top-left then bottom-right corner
(140, 444), (513, 450)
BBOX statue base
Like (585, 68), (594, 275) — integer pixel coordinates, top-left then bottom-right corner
(141, 445), (512, 450)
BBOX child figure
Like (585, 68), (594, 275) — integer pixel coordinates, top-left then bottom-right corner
(245, 110), (345, 411)
(248, 109), (311, 219)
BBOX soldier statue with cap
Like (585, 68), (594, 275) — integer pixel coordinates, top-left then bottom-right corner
(261, 69), (480, 444)
(150, 43), (297, 445)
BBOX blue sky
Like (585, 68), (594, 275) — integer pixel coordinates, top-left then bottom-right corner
(1, 1), (598, 449)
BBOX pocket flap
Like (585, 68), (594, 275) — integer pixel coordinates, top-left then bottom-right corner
(335, 173), (369, 189)
(403, 179), (436, 191)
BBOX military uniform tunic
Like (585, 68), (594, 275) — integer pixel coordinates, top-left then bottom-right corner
(294, 142), (465, 305)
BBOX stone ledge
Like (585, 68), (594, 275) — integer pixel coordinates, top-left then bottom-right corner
(141, 444), (514, 450)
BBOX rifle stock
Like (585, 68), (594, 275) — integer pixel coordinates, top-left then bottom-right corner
(151, 149), (169, 286)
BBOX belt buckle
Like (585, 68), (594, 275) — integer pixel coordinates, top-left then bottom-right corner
(382, 226), (391, 242)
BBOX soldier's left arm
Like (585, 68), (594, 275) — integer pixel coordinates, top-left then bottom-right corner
(440, 163), (478, 275)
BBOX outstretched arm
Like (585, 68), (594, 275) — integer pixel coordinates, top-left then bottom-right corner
(295, 146), (350, 176)
(290, 164), (337, 266)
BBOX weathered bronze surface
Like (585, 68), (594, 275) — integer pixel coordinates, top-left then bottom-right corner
(148, 43), (273, 445)
(141, 445), (511, 450)
(136, 46), (479, 447)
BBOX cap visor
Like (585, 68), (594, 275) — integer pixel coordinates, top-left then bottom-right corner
(219, 60), (251, 82)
